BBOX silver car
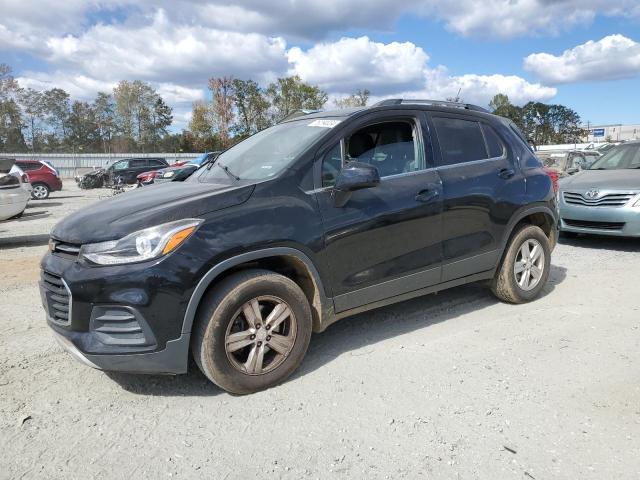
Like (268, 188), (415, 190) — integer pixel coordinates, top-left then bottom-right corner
(559, 141), (640, 237)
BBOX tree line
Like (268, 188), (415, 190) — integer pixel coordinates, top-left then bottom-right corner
(1, 61), (587, 154)
(488, 94), (586, 145)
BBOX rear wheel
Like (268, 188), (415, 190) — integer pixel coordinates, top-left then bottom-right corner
(192, 269), (312, 394)
(31, 183), (50, 200)
(491, 224), (551, 304)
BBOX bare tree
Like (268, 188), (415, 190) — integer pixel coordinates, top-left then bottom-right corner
(208, 76), (235, 149)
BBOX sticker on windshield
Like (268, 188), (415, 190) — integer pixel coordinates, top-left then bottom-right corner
(308, 119), (342, 128)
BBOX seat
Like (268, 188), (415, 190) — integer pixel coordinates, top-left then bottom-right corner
(348, 132), (375, 162)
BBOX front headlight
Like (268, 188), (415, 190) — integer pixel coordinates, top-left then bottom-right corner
(162, 171), (175, 179)
(79, 219), (202, 265)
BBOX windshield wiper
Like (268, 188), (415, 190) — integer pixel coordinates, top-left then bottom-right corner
(216, 161), (240, 181)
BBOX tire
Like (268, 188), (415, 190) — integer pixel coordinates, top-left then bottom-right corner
(491, 224), (551, 304)
(191, 269), (312, 394)
(31, 183), (50, 200)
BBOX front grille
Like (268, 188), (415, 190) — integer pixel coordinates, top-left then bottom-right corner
(563, 219), (626, 231)
(563, 191), (634, 207)
(51, 239), (81, 257)
(41, 271), (72, 325)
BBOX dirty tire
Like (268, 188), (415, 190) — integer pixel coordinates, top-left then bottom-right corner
(491, 224), (551, 304)
(192, 269), (312, 395)
(31, 183), (50, 200)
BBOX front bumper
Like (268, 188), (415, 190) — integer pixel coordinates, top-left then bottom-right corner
(40, 248), (203, 374)
(51, 328), (190, 374)
(559, 202), (640, 237)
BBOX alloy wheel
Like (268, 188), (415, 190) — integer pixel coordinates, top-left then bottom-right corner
(224, 296), (297, 375)
(513, 238), (545, 291)
(32, 185), (48, 199)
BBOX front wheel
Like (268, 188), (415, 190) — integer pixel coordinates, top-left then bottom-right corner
(491, 224), (551, 304)
(31, 183), (50, 200)
(192, 269), (312, 394)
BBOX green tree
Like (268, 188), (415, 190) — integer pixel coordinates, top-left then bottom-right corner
(93, 92), (116, 153)
(265, 75), (328, 122)
(232, 79), (270, 137)
(18, 88), (46, 151)
(0, 64), (26, 152)
(334, 89), (370, 109)
(41, 88), (70, 150)
(188, 100), (215, 151)
(67, 101), (98, 152)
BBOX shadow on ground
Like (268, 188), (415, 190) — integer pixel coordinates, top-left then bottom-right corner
(0, 233), (51, 248)
(108, 265), (567, 397)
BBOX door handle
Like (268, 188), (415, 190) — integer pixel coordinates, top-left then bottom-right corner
(498, 168), (515, 179)
(415, 189), (439, 203)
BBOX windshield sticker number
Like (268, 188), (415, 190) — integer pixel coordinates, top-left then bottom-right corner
(308, 119), (342, 128)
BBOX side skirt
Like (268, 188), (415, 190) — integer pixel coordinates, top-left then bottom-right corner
(317, 269), (495, 332)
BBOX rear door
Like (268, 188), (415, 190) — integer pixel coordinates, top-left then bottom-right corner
(314, 110), (444, 312)
(428, 113), (525, 281)
(128, 159), (149, 183)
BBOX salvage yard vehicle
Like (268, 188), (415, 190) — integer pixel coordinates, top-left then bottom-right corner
(15, 159), (63, 199)
(0, 159), (30, 220)
(539, 150), (601, 177)
(137, 152), (220, 186)
(41, 99), (557, 394)
(559, 140), (640, 237)
(77, 158), (169, 187)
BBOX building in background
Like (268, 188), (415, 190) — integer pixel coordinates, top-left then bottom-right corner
(585, 124), (640, 143)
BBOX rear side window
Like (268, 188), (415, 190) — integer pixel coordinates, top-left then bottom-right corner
(148, 159), (166, 166)
(130, 159), (147, 168)
(432, 117), (487, 166)
(482, 124), (505, 158)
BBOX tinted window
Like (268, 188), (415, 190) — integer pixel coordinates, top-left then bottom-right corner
(130, 159), (147, 168)
(482, 124), (505, 158)
(433, 117), (488, 166)
(148, 159), (166, 166)
(347, 121), (422, 177)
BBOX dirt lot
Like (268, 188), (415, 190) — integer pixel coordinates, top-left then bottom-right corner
(1, 181), (639, 479)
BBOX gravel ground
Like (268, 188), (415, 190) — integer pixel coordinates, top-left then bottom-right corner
(1, 181), (639, 479)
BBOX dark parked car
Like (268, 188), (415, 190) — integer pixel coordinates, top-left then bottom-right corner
(41, 99), (557, 394)
(137, 152), (220, 186)
(105, 157), (168, 185)
(15, 159), (62, 199)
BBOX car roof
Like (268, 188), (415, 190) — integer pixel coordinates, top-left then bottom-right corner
(280, 101), (499, 124)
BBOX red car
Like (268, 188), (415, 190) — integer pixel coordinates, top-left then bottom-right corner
(15, 160), (62, 199)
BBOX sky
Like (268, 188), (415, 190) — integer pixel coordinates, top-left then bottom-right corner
(1, 0), (639, 130)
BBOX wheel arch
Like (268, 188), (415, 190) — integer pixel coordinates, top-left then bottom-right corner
(500, 205), (558, 256)
(182, 247), (334, 337)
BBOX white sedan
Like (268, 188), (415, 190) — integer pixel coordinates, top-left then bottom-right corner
(0, 159), (30, 221)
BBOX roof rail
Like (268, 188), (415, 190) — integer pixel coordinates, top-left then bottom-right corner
(373, 98), (489, 113)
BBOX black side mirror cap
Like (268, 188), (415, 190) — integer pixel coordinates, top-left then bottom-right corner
(333, 162), (380, 207)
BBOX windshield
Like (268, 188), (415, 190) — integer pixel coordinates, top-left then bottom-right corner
(193, 118), (340, 183)
(190, 153), (209, 166)
(589, 144), (640, 170)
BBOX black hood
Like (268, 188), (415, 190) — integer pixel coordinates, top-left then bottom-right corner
(52, 181), (254, 244)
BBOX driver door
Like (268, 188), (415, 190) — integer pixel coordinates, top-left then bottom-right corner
(314, 111), (443, 312)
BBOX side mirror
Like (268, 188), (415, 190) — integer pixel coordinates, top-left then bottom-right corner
(333, 162), (380, 207)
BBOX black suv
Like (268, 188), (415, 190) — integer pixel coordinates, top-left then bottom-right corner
(106, 157), (168, 184)
(41, 99), (557, 394)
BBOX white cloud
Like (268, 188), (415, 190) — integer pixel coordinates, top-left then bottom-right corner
(288, 36), (429, 93)
(43, 9), (287, 85)
(16, 72), (117, 100)
(524, 34), (640, 84)
(391, 66), (557, 107)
